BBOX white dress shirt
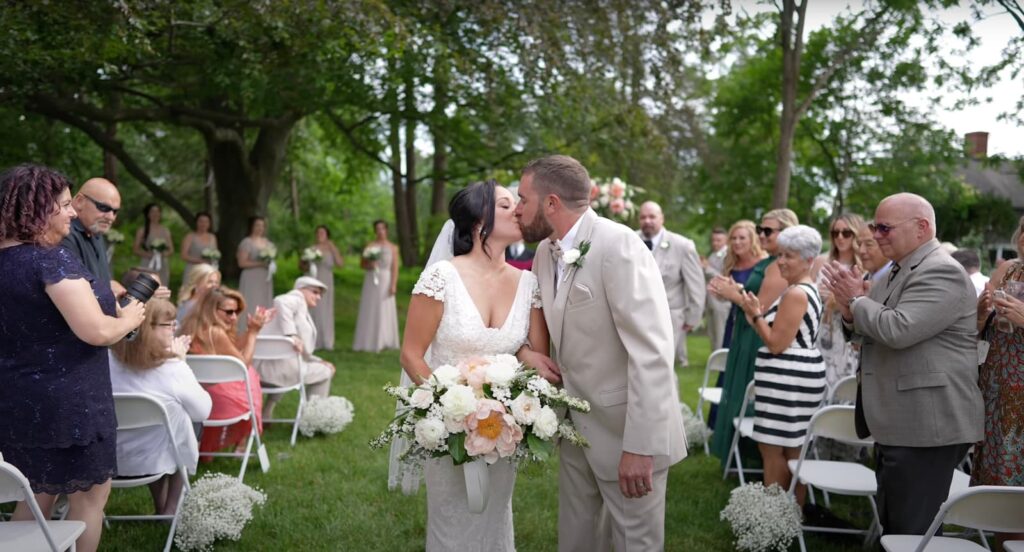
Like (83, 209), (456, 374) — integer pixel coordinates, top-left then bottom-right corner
(554, 213), (587, 284)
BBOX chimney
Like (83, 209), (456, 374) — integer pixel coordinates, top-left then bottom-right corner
(965, 131), (989, 159)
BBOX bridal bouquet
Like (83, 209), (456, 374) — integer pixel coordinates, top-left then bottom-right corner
(371, 354), (590, 466)
(590, 177), (641, 222)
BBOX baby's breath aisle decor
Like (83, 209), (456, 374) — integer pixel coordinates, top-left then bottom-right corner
(720, 482), (802, 552)
(590, 177), (642, 222)
(371, 354), (590, 512)
(680, 403), (710, 449)
(298, 395), (355, 437)
(174, 473), (267, 552)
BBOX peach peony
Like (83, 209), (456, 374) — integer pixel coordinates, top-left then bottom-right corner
(609, 179), (626, 198)
(464, 399), (523, 463)
(458, 357), (489, 392)
(609, 198), (626, 215)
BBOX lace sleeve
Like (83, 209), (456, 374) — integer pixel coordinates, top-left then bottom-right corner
(526, 271), (543, 309)
(412, 261), (448, 302)
(37, 246), (93, 286)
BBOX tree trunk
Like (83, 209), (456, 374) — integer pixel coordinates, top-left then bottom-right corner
(430, 54), (449, 217)
(773, 0), (808, 209)
(403, 65), (420, 267)
(103, 121), (118, 183)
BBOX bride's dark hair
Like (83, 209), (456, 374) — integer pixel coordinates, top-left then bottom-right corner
(449, 180), (497, 257)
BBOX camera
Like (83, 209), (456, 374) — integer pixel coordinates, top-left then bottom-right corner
(120, 271), (160, 340)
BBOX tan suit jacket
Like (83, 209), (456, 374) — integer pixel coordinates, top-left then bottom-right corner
(536, 210), (687, 481)
(850, 239), (984, 446)
(255, 290), (318, 387)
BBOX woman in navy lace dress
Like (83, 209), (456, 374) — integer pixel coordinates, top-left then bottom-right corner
(0, 165), (146, 552)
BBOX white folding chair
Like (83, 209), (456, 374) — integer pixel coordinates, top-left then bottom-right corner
(880, 486), (1024, 552)
(1005, 541), (1024, 552)
(722, 380), (762, 484)
(253, 335), (306, 447)
(105, 393), (190, 552)
(0, 460), (85, 551)
(696, 348), (728, 455)
(826, 374), (858, 405)
(186, 355), (269, 481)
(787, 406), (880, 552)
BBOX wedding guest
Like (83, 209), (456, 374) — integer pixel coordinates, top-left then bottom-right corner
(952, 248), (989, 296)
(708, 208), (798, 469)
(637, 201), (705, 367)
(176, 263), (221, 326)
(703, 227), (732, 351)
(353, 220), (400, 352)
(972, 215), (1024, 546)
(813, 214), (865, 388)
(0, 164), (146, 552)
(132, 203), (174, 289)
(255, 277), (336, 420)
(109, 299), (211, 516)
(824, 193), (983, 535)
(237, 216), (276, 331)
(738, 225), (825, 505)
(857, 223), (894, 283)
(706, 220), (767, 427)
(505, 239), (535, 270)
(181, 287), (272, 457)
(60, 177), (120, 293)
(180, 211), (219, 287)
(308, 225), (344, 350)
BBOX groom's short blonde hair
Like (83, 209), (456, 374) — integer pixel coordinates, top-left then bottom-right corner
(522, 155), (591, 212)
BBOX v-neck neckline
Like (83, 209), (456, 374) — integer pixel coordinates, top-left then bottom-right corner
(449, 263), (525, 331)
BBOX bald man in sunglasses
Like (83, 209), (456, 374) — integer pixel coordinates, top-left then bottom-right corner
(61, 177), (122, 292)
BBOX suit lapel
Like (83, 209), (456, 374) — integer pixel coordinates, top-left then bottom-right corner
(553, 211), (598, 352)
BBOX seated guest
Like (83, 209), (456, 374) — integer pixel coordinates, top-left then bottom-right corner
(952, 248), (988, 296)
(109, 299), (211, 516)
(856, 222), (893, 282)
(181, 287), (273, 456)
(738, 225), (826, 505)
(505, 239), (534, 270)
(176, 263), (221, 326)
(255, 276), (337, 420)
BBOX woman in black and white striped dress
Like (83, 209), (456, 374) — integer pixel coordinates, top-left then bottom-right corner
(739, 224), (825, 504)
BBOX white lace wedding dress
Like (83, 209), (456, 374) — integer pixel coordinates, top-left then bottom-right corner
(411, 260), (541, 552)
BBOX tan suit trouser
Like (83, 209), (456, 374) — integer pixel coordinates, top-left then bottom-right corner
(558, 441), (668, 552)
(669, 307), (689, 367)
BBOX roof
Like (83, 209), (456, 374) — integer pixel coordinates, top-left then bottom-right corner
(958, 159), (1024, 210)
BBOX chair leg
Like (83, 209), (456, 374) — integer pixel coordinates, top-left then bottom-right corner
(238, 430), (255, 481)
(163, 481), (189, 552)
(798, 530), (807, 552)
(290, 391), (305, 447)
(735, 447), (746, 485)
(863, 495), (882, 547)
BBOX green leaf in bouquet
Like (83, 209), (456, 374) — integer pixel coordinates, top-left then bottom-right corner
(527, 433), (552, 461)
(448, 433), (467, 465)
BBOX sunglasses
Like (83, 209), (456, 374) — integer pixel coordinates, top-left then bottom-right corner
(756, 226), (779, 237)
(81, 194), (120, 215)
(868, 218), (919, 236)
(830, 229), (855, 239)
(152, 322), (176, 328)
(218, 307), (242, 317)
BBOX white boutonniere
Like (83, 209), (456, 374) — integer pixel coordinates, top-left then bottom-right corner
(562, 241), (591, 282)
(660, 240), (670, 250)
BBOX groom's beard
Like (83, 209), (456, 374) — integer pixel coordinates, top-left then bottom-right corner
(518, 212), (553, 243)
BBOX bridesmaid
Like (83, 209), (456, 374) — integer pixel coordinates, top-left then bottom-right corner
(237, 216), (275, 331)
(353, 219), (400, 352)
(133, 203), (174, 288)
(180, 212), (219, 289)
(309, 225), (344, 350)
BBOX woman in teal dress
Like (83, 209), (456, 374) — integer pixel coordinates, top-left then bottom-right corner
(708, 208), (799, 468)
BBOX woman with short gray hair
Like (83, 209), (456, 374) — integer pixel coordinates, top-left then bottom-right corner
(738, 224), (825, 506)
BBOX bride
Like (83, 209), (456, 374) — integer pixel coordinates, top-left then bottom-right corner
(399, 180), (559, 550)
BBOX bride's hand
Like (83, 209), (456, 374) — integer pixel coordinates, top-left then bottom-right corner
(518, 349), (561, 384)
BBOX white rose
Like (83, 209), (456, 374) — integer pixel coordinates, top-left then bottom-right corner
(509, 393), (542, 425)
(484, 356), (518, 388)
(409, 387), (434, 410)
(431, 364), (461, 389)
(443, 413), (466, 433)
(414, 418), (447, 450)
(439, 385), (478, 420)
(562, 249), (581, 265)
(533, 406), (559, 439)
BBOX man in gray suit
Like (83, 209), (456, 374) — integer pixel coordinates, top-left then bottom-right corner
(637, 201), (706, 367)
(703, 227), (731, 350)
(823, 193), (983, 535)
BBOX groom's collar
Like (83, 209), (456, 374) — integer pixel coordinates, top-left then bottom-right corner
(553, 209), (590, 251)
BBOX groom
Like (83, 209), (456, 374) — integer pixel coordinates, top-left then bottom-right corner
(515, 155), (687, 551)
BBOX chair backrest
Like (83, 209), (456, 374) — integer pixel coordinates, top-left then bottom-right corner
(186, 354), (249, 384)
(111, 393), (192, 492)
(738, 379), (756, 417)
(707, 348), (729, 374)
(806, 405), (868, 446)
(827, 375), (858, 404)
(0, 460), (62, 551)
(253, 336), (299, 361)
(941, 485), (1024, 533)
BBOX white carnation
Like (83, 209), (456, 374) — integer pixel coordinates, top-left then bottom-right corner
(562, 249), (581, 265)
(431, 364), (461, 389)
(533, 406), (559, 439)
(439, 385), (478, 420)
(484, 355), (519, 387)
(509, 393), (542, 425)
(414, 418), (448, 451)
(409, 387), (434, 410)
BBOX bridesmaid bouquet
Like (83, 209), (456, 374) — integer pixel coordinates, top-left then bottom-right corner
(371, 354), (590, 467)
(201, 248), (221, 262)
(105, 228), (125, 245)
(363, 245), (383, 284)
(146, 238), (168, 253)
(146, 238), (168, 271)
(256, 245), (277, 262)
(301, 247), (323, 277)
(590, 177), (641, 222)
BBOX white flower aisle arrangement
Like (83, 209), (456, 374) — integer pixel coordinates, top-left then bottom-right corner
(590, 177), (642, 222)
(298, 395), (355, 437)
(257, 245), (277, 281)
(301, 247), (324, 277)
(363, 245), (383, 285)
(174, 473), (267, 552)
(720, 482), (802, 552)
(679, 403), (710, 449)
(371, 354), (590, 466)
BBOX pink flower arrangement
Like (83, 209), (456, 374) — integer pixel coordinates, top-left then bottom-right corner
(590, 177), (641, 222)
(465, 399), (523, 463)
(609, 198), (626, 215)
(458, 357), (489, 391)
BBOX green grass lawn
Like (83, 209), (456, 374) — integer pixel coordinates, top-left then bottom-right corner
(98, 264), (871, 551)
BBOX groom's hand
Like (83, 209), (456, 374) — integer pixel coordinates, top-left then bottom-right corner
(517, 348), (562, 384)
(618, 452), (654, 499)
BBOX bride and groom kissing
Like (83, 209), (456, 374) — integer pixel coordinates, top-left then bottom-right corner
(399, 155), (687, 551)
